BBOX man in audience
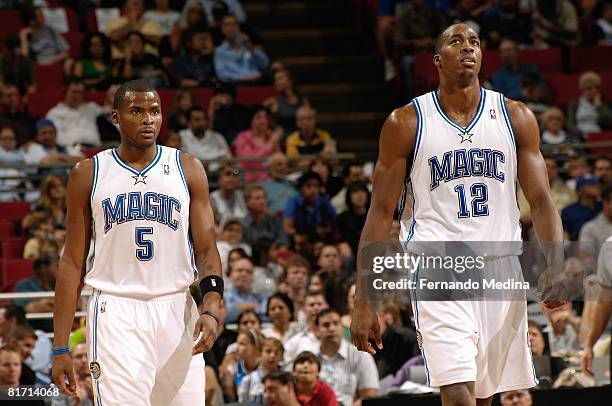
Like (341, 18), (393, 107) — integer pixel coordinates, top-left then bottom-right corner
(0, 347), (21, 388)
(331, 161), (365, 212)
(174, 28), (215, 88)
(19, 7), (70, 68)
(260, 152), (297, 216)
(285, 106), (334, 159)
(283, 171), (336, 241)
(179, 107), (232, 173)
(182, 0), (247, 25)
(46, 77), (103, 147)
(23, 119), (83, 170)
(14, 254), (57, 314)
(0, 83), (35, 144)
(143, 0), (181, 37)
(242, 183), (288, 247)
(316, 309), (379, 405)
(593, 156), (612, 187)
(208, 82), (250, 144)
(224, 256), (267, 323)
(210, 161), (247, 225)
(107, 0), (161, 59)
(6, 325), (37, 385)
(214, 14), (269, 83)
(283, 290), (328, 366)
(284, 255), (310, 322)
(579, 187), (612, 255)
(491, 39), (543, 99)
(263, 370), (300, 406)
(562, 176), (602, 240)
(500, 389), (533, 406)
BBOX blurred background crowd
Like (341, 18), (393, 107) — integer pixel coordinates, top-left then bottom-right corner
(0, 0), (611, 405)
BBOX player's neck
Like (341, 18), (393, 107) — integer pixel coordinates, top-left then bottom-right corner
(116, 144), (158, 171)
(436, 82), (481, 116)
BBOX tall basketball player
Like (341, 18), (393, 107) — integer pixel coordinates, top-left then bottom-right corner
(52, 80), (224, 405)
(351, 24), (564, 406)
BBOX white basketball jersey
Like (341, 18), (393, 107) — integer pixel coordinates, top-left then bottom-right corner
(399, 88), (521, 242)
(86, 145), (196, 298)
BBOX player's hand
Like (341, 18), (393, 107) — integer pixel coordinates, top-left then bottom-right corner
(538, 268), (569, 310)
(580, 346), (594, 376)
(52, 354), (77, 397)
(192, 313), (218, 355)
(350, 300), (382, 355)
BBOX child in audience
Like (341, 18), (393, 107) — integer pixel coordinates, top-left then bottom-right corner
(220, 329), (263, 402)
(23, 214), (58, 259)
(238, 337), (284, 403)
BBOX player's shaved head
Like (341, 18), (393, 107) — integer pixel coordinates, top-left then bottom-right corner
(114, 80), (158, 109)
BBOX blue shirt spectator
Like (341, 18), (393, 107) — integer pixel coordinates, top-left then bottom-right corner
(214, 15), (269, 82)
(224, 257), (268, 323)
(491, 39), (542, 100)
(561, 176), (602, 240)
(174, 29), (215, 87)
(283, 171), (337, 242)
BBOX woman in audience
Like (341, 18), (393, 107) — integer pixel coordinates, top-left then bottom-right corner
(73, 33), (113, 90)
(217, 218), (252, 276)
(252, 237), (283, 297)
(234, 105), (282, 182)
(262, 292), (299, 342)
(168, 88), (197, 132)
(263, 68), (308, 138)
(114, 31), (167, 88)
(174, 28), (215, 88)
(237, 309), (263, 334)
(540, 107), (580, 155)
(341, 283), (356, 338)
(567, 71), (612, 136)
(23, 175), (67, 230)
(238, 337), (284, 404)
(23, 213), (58, 259)
(293, 351), (338, 406)
(308, 269), (345, 317)
(220, 329), (263, 402)
(336, 180), (371, 256)
(309, 155), (343, 198)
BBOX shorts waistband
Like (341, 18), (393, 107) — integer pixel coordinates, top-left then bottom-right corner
(91, 289), (188, 303)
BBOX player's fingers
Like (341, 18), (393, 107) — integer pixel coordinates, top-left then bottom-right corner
(52, 370), (69, 396)
(192, 335), (207, 355)
(66, 366), (77, 397)
(580, 354), (593, 376)
(352, 331), (367, 351)
(366, 341), (376, 355)
(371, 319), (383, 350)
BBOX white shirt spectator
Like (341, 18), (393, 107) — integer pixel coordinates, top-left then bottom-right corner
(317, 339), (379, 406)
(143, 9), (181, 36)
(23, 143), (82, 164)
(46, 103), (103, 147)
(597, 236), (612, 288)
(178, 128), (232, 172)
(283, 329), (319, 367)
(210, 189), (247, 225)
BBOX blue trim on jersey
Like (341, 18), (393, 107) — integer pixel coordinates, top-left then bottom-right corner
(96, 381), (102, 406)
(92, 290), (102, 405)
(432, 88), (486, 135)
(397, 178), (408, 222)
(409, 98), (424, 177)
(499, 94), (517, 151)
(91, 155), (99, 201)
(111, 145), (162, 176)
(411, 266), (431, 385)
(176, 149), (189, 195)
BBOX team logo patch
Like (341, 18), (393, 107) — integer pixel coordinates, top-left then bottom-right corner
(416, 330), (423, 350)
(89, 361), (101, 379)
(490, 108), (496, 119)
(100, 301), (106, 313)
(164, 164), (170, 175)
(132, 173), (147, 185)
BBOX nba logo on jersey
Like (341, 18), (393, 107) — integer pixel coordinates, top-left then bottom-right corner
(490, 109), (496, 119)
(164, 164), (170, 175)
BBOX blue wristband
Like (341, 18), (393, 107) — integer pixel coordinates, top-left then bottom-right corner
(52, 346), (70, 356)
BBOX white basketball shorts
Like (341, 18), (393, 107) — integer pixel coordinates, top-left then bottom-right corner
(410, 256), (538, 398)
(86, 290), (205, 405)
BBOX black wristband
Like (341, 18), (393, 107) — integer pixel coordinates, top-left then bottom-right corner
(199, 275), (224, 298)
(202, 310), (220, 326)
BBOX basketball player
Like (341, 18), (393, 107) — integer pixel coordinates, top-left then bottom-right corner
(351, 24), (564, 406)
(52, 80), (224, 405)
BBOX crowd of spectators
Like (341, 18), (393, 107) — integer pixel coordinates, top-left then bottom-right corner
(0, 1), (611, 405)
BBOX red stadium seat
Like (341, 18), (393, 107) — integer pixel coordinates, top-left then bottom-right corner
(63, 32), (84, 60)
(572, 45), (612, 72)
(237, 86), (277, 105)
(543, 73), (581, 110)
(2, 239), (26, 259)
(0, 222), (13, 239)
(1, 259), (34, 289)
(34, 64), (65, 92)
(0, 202), (31, 222)
(191, 88), (214, 109)
(0, 10), (24, 44)
(519, 47), (562, 73)
(586, 131), (612, 154)
(87, 10), (98, 32)
(84, 91), (106, 106)
(28, 88), (64, 117)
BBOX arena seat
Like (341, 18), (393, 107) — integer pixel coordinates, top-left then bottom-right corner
(34, 64), (65, 92)
(543, 73), (581, 109)
(28, 88), (64, 117)
(0, 258), (34, 289)
(63, 32), (84, 60)
(586, 131), (612, 154)
(0, 202), (31, 222)
(0, 10), (23, 44)
(84, 91), (106, 106)
(237, 86), (277, 104)
(572, 45), (612, 72)
(86, 10), (98, 32)
(1, 239), (26, 259)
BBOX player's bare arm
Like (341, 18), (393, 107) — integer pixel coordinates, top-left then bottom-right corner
(581, 284), (612, 374)
(181, 152), (224, 354)
(509, 99), (565, 308)
(351, 104), (416, 354)
(52, 158), (94, 396)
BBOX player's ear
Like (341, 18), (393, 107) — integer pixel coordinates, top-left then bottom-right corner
(111, 110), (119, 125)
(434, 55), (441, 66)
